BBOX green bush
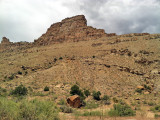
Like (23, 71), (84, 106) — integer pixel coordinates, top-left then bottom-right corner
(84, 89), (90, 97)
(20, 99), (59, 120)
(59, 57), (63, 60)
(11, 85), (28, 96)
(102, 95), (110, 101)
(44, 86), (49, 91)
(102, 95), (111, 105)
(0, 97), (20, 120)
(8, 74), (15, 80)
(135, 88), (142, 93)
(92, 55), (96, 58)
(0, 97), (59, 120)
(0, 87), (7, 96)
(92, 91), (101, 100)
(70, 85), (85, 101)
(54, 58), (57, 62)
(70, 85), (80, 95)
(18, 71), (22, 75)
(108, 103), (135, 117)
(151, 105), (160, 112)
(113, 97), (118, 103)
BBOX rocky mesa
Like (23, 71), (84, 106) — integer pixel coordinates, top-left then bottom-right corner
(34, 15), (115, 45)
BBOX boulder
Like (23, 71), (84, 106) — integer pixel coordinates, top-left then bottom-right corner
(67, 95), (81, 108)
(137, 85), (144, 90)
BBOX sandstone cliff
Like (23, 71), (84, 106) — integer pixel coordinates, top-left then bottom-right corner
(34, 15), (111, 45)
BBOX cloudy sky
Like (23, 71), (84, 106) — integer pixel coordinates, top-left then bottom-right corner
(0, 0), (160, 42)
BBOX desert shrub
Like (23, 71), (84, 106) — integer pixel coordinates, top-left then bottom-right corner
(102, 95), (111, 105)
(113, 97), (118, 103)
(84, 89), (90, 97)
(18, 71), (22, 75)
(8, 74), (15, 80)
(70, 85), (86, 101)
(70, 85), (80, 95)
(44, 86), (49, 91)
(0, 87), (7, 96)
(92, 55), (96, 58)
(59, 57), (63, 60)
(24, 71), (28, 75)
(92, 91), (101, 100)
(155, 114), (160, 118)
(151, 105), (160, 112)
(102, 95), (110, 101)
(108, 103), (135, 117)
(0, 87), (7, 93)
(60, 106), (73, 113)
(144, 84), (151, 90)
(135, 88), (142, 93)
(54, 58), (57, 62)
(148, 102), (155, 106)
(11, 85), (28, 96)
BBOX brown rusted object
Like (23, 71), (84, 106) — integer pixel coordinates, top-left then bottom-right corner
(67, 95), (81, 108)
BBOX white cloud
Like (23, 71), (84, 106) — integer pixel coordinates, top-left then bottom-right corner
(0, 0), (160, 42)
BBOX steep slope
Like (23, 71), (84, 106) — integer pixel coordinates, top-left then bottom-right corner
(0, 33), (160, 98)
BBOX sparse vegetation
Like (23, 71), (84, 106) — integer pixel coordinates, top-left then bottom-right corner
(11, 85), (28, 96)
(135, 88), (142, 94)
(102, 95), (111, 105)
(58, 99), (66, 105)
(17, 71), (22, 75)
(80, 110), (103, 116)
(60, 106), (73, 113)
(84, 101), (99, 109)
(108, 103), (136, 117)
(84, 89), (90, 97)
(0, 97), (59, 120)
(59, 57), (63, 60)
(0, 87), (7, 96)
(151, 105), (160, 112)
(92, 55), (95, 58)
(92, 91), (101, 100)
(44, 86), (49, 91)
(8, 74), (15, 80)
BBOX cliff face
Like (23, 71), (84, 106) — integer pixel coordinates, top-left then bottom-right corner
(34, 15), (108, 45)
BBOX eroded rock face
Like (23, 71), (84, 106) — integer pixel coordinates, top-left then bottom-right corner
(34, 15), (108, 45)
(1, 37), (11, 45)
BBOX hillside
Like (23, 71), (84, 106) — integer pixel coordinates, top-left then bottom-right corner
(0, 15), (160, 119)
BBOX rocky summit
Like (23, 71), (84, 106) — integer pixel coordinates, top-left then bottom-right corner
(34, 15), (115, 45)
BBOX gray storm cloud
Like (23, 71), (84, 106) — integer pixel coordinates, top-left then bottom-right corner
(0, 0), (160, 42)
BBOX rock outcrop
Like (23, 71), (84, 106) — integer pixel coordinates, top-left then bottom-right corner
(1, 37), (12, 45)
(34, 15), (110, 45)
(0, 37), (31, 52)
(67, 95), (81, 108)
